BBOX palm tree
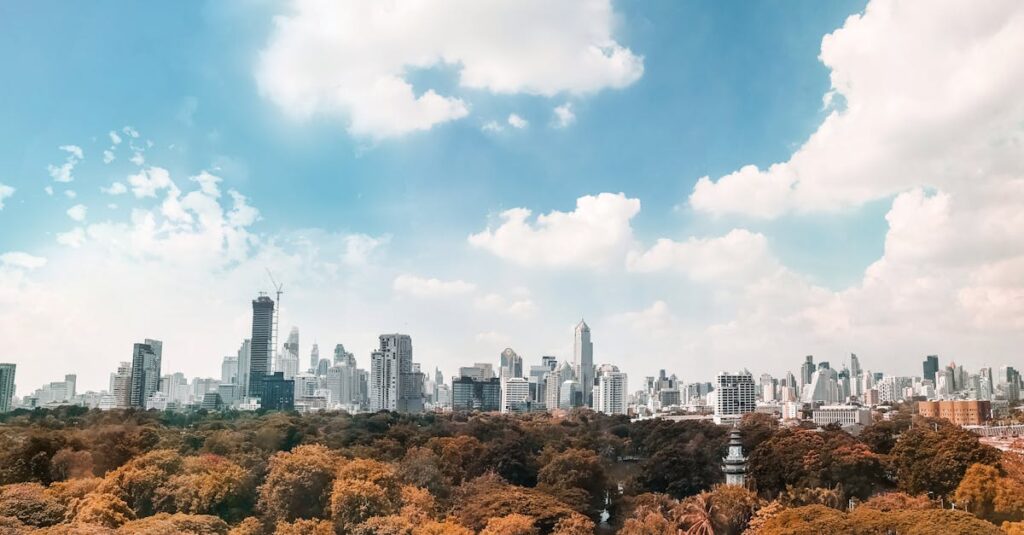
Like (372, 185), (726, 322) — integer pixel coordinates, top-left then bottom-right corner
(674, 492), (717, 535)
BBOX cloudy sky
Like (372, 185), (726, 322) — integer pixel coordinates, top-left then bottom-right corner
(2, 0), (1023, 396)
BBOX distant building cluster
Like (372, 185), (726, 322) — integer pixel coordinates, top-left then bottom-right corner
(1, 289), (1019, 437)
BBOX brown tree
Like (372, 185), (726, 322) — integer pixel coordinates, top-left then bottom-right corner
(257, 445), (339, 523)
(479, 513), (539, 535)
(0, 483), (66, 527)
(67, 492), (135, 528)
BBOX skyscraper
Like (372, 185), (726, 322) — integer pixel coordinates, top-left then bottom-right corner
(129, 339), (162, 408)
(112, 361), (132, 408)
(850, 353), (863, 397)
(573, 319), (594, 407)
(309, 343), (320, 373)
(923, 355), (939, 383)
(800, 355), (815, 389)
(594, 364), (627, 415)
(0, 363), (15, 412)
(236, 339), (251, 397)
(221, 356), (238, 385)
(249, 295), (275, 397)
(714, 370), (756, 425)
(334, 343), (355, 366)
(370, 334), (421, 412)
(499, 348), (523, 379)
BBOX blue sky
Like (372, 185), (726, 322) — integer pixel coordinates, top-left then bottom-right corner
(2, 0), (1022, 395)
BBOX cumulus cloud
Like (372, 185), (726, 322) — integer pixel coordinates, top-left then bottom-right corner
(689, 0), (1024, 217)
(66, 204), (87, 222)
(469, 192), (641, 269)
(256, 0), (643, 138)
(507, 114), (528, 129)
(627, 229), (779, 284)
(47, 145), (83, 183)
(0, 252), (46, 270)
(56, 228), (86, 248)
(109, 131), (122, 145)
(102, 182), (128, 195)
(475, 292), (537, 318)
(0, 183), (14, 209)
(393, 274), (477, 298)
(64, 190), (76, 199)
(103, 150), (115, 164)
(553, 103), (575, 127)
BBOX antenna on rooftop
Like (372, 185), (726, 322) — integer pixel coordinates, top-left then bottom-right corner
(266, 269), (283, 371)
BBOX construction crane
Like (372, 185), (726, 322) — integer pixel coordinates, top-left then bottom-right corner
(266, 269), (283, 372)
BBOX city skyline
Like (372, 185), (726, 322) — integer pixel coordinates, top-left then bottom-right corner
(3, 0), (1024, 396)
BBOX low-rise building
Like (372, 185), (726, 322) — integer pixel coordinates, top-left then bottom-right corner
(812, 404), (872, 427)
(918, 399), (991, 425)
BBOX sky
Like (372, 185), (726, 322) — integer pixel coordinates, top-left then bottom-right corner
(1, 0), (1023, 396)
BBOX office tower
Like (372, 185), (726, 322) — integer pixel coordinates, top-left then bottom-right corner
(714, 370), (756, 425)
(111, 361), (132, 408)
(501, 377), (530, 413)
(249, 295), (274, 397)
(334, 344), (355, 366)
(369, 334), (422, 413)
(221, 356), (238, 385)
(326, 364), (356, 407)
(160, 372), (187, 404)
(838, 368), (851, 401)
(543, 367), (562, 410)
(800, 356), (815, 389)
(129, 339), (162, 408)
(284, 327), (300, 361)
(759, 373), (776, 402)
(0, 363), (14, 412)
(923, 355), (939, 383)
(573, 319), (594, 407)
(236, 339), (251, 397)
(316, 358), (330, 377)
(850, 354), (863, 397)
(500, 348), (523, 379)
(64, 374), (76, 399)
(261, 372), (294, 411)
(559, 380), (580, 410)
(309, 343), (320, 373)
(817, 361), (830, 371)
(452, 376), (501, 411)
(594, 365), (627, 415)
(802, 368), (840, 404)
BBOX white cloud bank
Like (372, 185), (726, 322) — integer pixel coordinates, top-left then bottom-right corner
(469, 192), (641, 269)
(256, 0), (643, 138)
(0, 183), (14, 210)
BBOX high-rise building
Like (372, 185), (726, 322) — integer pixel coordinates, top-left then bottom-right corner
(284, 327), (300, 362)
(452, 376), (501, 412)
(129, 339), (162, 409)
(309, 343), (320, 373)
(0, 363), (15, 412)
(369, 334), (422, 413)
(850, 354), (863, 397)
(261, 372), (294, 411)
(800, 356), (815, 389)
(573, 319), (594, 407)
(714, 370), (756, 425)
(249, 295), (274, 397)
(221, 356), (238, 385)
(236, 339), (251, 397)
(499, 348), (523, 379)
(334, 344), (355, 366)
(923, 355), (939, 383)
(501, 377), (530, 413)
(111, 361), (132, 408)
(594, 365), (627, 415)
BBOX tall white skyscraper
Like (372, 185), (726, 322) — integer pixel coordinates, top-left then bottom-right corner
(237, 339), (252, 398)
(594, 364), (627, 415)
(714, 370), (756, 425)
(573, 319), (594, 408)
(501, 377), (530, 413)
(129, 339), (162, 409)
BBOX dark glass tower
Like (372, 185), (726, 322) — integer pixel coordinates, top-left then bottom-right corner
(249, 295), (275, 397)
(923, 355), (939, 383)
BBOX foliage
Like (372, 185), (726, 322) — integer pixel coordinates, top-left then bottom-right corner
(0, 483), (66, 527)
(115, 512), (229, 534)
(257, 445), (338, 523)
(890, 418), (1001, 497)
(66, 492), (135, 528)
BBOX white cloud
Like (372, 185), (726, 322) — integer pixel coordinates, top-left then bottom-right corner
(66, 204), (87, 222)
(128, 167), (175, 198)
(256, 0), (642, 138)
(553, 103), (575, 127)
(130, 152), (145, 166)
(102, 182), (128, 195)
(469, 192), (640, 269)
(56, 228), (86, 248)
(474, 292), (537, 318)
(0, 252), (46, 270)
(689, 0), (1024, 218)
(103, 150), (115, 164)
(482, 121), (504, 133)
(475, 330), (512, 346)
(109, 131), (122, 145)
(627, 229), (779, 284)
(122, 126), (139, 138)
(507, 113), (528, 129)
(393, 274), (477, 298)
(342, 234), (389, 266)
(44, 186), (53, 196)
(47, 145), (84, 183)
(0, 183), (13, 210)
(64, 190), (76, 199)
